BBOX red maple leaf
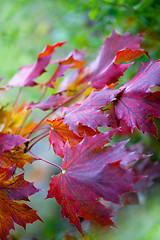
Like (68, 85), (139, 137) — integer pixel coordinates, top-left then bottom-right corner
(114, 60), (160, 136)
(7, 42), (66, 87)
(64, 60), (160, 137)
(0, 165), (39, 201)
(47, 132), (142, 234)
(64, 88), (120, 134)
(81, 30), (146, 89)
(0, 165), (42, 240)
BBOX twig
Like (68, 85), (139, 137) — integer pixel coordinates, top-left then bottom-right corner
(26, 147), (63, 171)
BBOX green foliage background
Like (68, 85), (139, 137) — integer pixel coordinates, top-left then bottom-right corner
(0, 0), (160, 239)
(1, 0), (160, 79)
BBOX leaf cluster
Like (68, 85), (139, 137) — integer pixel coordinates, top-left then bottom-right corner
(0, 30), (160, 239)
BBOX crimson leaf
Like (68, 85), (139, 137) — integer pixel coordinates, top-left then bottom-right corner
(7, 42), (66, 87)
(47, 132), (142, 234)
(64, 88), (120, 134)
(114, 60), (160, 136)
(0, 165), (42, 240)
(82, 30), (145, 89)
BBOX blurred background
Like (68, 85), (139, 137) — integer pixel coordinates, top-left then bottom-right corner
(0, 0), (160, 239)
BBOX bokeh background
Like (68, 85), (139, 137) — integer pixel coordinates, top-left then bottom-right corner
(1, 0), (160, 239)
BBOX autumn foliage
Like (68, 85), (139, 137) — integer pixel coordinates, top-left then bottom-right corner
(0, 30), (160, 239)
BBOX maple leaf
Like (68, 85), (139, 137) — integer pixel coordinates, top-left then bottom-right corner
(47, 117), (99, 157)
(47, 132), (142, 234)
(46, 50), (86, 88)
(29, 93), (72, 111)
(0, 149), (36, 169)
(0, 165), (42, 240)
(114, 60), (160, 136)
(80, 30), (145, 89)
(64, 88), (120, 134)
(0, 133), (29, 153)
(0, 165), (39, 201)
(64, 60), (160, 137)
(7, 42), (66, 87)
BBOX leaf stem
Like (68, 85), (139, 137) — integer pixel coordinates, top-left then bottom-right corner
(27, 110), (55, 138)
(23, 127), (51, 136)
(26, 147), (63, 171)
(28, 132), (49, 150)
(29, 129), (50, 142)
